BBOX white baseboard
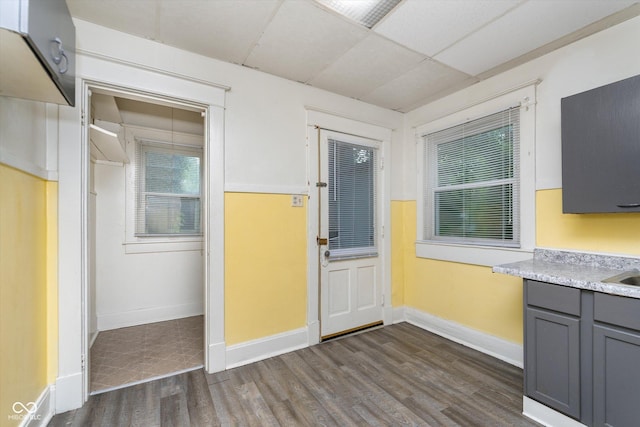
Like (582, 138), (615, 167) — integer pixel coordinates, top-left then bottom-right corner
(11, 384), (55, 427)
(392, 306), (406, 324)
(97, 302), (204, 331)
(89, 331), (99, 348)
(226, 327), (308, 369)
(307, 320), (320, 346)
(207, 340), (226, 373)
(404, 306), (523, 368)
(55, 372), (83, 413)
(523, 396), (587, 427)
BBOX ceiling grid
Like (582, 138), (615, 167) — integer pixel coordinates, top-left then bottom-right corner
(67, 0), (640, 112)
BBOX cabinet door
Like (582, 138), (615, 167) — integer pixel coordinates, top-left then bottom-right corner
(525, 307), (581, 419)
(561, 74), (640, 213)
(593, 324), (640, 427)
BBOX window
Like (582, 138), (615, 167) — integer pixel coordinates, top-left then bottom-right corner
(328, 138), (377, 258)
(135, 140), (202, 236)
(424, 107), (520, 248)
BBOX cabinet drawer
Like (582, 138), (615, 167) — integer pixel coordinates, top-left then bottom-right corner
(594, 293), (640, 331)
(526, 280), (581, 316)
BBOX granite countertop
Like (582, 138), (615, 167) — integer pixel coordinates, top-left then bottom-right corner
(493, 248), (640, 299)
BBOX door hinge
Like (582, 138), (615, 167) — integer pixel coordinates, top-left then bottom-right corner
(380, 157), (384, 170)
(81, 354), (85, 369)
(316, 182), (327, 187)
(382, 294), (385, 307)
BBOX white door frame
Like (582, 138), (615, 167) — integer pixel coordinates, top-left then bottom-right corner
(305, 109), (393, 345)
(57, 51), (226, 412)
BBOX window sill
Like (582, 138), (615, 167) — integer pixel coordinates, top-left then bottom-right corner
(415, 241), (533, 267)
(124, 239), (203, 254)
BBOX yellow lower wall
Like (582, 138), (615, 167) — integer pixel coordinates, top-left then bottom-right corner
(0, 165), (51, 426)
(224, 192), (307, 345)
(396, 189), (640, 346)
(537, 189), (640, 256)
(395, 200), (524, 344)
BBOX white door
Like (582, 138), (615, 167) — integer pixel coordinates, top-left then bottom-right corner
(319, 130), (383, 338)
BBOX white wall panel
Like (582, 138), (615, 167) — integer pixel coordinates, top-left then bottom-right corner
(0, 97), (56, 179)
(73, 19), (403, 195)
(94, 163), (204, 330)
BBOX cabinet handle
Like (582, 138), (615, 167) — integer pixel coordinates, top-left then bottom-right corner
(50, 37), (69, 74)
(616, 203), (640, 208)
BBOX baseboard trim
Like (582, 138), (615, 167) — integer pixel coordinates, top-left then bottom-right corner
(97, 302), (204, 331)
(55, 372), (83, 413)
(307, 320), (320, 346)
(523, 396), (587, 427)
(207, 340), (226, 373)
(89, 331), (99, 348)
(392, 306), (406, 324)
(12, 384), (55, 427)
(404, 306), (523, 368)
(226, 327), (308, 369)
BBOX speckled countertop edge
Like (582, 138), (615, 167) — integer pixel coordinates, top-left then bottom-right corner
(493, 248), (640, 299)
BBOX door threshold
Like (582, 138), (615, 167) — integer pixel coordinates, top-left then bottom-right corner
(321, 321), (383, 342)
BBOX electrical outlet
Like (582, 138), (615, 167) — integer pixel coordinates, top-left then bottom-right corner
(291, 194), (303, 207)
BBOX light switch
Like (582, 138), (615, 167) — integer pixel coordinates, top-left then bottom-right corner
(291, 194), (303, 207)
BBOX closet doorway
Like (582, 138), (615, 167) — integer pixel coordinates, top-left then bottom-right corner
(86, 86), (207, 393)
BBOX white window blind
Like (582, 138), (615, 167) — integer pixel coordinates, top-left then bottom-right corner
(135, 140), (202, 236)
(424, 107), (520, 247)
(328, 139), (377, 258)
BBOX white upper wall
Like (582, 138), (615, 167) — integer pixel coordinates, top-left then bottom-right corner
(74, 19), (405, 197)
(403, 14), (640, 200)
(0, 97), (58, 180)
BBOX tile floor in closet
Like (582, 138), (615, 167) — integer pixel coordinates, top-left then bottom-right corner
(90, 315), (204, 393)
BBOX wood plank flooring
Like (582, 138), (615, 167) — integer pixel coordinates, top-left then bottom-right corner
(49, 322), (541, 426)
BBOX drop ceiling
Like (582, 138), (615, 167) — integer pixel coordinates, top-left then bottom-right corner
(66, 0), (640, 112)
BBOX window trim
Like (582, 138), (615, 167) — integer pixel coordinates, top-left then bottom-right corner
(123, 125), (205, 253)
(415, 85), (536, 266)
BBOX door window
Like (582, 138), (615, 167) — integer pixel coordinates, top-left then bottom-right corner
(328, 138), (377, 259)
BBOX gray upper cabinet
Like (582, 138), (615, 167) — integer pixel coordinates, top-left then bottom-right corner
(0, 0), (76, 106)
(561, 74), (640, 213)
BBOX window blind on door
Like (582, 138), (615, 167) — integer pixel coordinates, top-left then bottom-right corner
(328, 138), (377, 258)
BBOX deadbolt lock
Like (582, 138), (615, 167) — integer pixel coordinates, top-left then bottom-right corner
(317, 237), (328, 246)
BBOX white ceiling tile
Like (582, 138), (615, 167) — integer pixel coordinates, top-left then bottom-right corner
(435, 0), (637, 75)
(375, 0), (523, 56)
(244, 0), (368, 83)
(66, 0), (159, 40)
(156, 0), (280, 64)
(309, 35), (426, 99)
(68, 0), (640, 112)
(360, 59), (474, 112)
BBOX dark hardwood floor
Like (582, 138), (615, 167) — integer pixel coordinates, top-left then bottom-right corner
(49, 322), (541, 426)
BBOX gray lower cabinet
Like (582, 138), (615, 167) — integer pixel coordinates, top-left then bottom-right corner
(525, 280), (640, 427)
(524, 281), (582, 419)
(593, 293), (640, 427)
